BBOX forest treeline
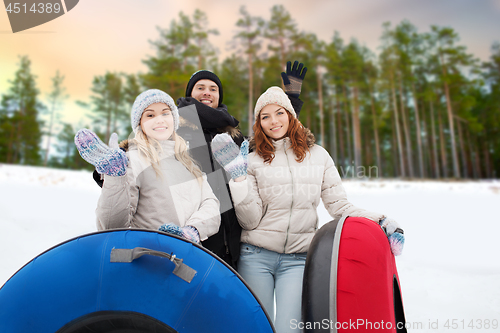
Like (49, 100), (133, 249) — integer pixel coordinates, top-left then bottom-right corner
(0, 5), (499, 178)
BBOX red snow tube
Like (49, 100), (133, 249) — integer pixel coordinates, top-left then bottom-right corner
(302, 216), (406, 332)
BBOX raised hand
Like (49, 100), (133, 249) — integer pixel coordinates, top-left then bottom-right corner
(211, 133), (249, 180)
(74, 129), (128, 177)
(281, 60), (308, 98)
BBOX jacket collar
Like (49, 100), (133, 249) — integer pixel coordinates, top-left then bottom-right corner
(158, 139), (176, 155)
(127, 138), (176, 157)
(248, 127), (316, 151)
(271, 136), (290, 149)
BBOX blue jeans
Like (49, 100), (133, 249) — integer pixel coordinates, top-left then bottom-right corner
(238, 243), (306, 333)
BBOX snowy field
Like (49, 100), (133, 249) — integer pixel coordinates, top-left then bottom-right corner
(1, 163), (499, 331)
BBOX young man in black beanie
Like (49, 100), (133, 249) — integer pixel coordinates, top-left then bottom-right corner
(91, 63), (307, 270)
(176, 70), (243, 269)
(176, 66), (305, 269)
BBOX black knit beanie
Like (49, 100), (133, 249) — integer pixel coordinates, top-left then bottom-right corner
(185, 70), (223, 106)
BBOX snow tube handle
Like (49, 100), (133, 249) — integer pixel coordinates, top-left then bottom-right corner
(110, 247), (197, 283)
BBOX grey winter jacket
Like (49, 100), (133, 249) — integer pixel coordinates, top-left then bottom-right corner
(229, 136), (385, 254)
(96, 140), (220, 241)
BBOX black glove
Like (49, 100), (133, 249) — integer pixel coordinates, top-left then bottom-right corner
(281, 60), (307, 98)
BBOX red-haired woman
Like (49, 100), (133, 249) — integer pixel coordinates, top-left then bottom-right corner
(211, 86), (404, 332)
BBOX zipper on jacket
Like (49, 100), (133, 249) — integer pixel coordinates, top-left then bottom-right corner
(283, 139), (294, 253)
(224, 223), (229, 254)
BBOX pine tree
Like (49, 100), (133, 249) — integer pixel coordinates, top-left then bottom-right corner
(142, 9), (218, 98)
(218, 55), (249, 132)
(379, 34), (406, 177)
(392, 21), (426, 178)
(78, 72), (126, 143)
(0, 55), (43, 165)
(265, 5), (298, 71)
(324, 32), (344, 166)
(233, 6), (264, 135)
(43, 70), (67, 166)
(291, 32), (326, 145)
(53, 122), (93, 170)
(364, 60), (382, 174)
(341, 40), (366, 170)
(192, 9), (219, 69)
(481, 42), (500, 177)
(426, 26), (477, 178)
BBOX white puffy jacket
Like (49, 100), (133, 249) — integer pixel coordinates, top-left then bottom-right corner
(229, 136), (385, 253)
(96, 139), (220, 241)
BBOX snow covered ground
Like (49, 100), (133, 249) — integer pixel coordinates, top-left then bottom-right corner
(1, 163), (499, 331)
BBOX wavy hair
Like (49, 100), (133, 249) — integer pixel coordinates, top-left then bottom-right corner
(253, 111), (309, 164)
(133, 129), (203, 185)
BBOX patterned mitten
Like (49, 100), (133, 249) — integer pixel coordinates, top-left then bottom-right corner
(281, 60), (308, 98)
(159, 223), (200, 243)
(75, 129), (128, 177)
(379, 217), (405, 256)
(211, 133), (249, 180)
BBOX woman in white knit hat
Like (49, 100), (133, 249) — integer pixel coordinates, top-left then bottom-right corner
(210, 86), (404, 332)
(74, 89), (221, 243)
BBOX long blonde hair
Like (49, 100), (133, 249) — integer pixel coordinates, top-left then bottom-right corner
(133, 128), (203, 185)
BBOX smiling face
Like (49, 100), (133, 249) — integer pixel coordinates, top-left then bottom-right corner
(140, 102), (175, 141)
(191, 79), (220, 108)
(259, 104), (290, 140)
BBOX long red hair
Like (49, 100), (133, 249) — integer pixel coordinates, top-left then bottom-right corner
(253, 111), (309, 164)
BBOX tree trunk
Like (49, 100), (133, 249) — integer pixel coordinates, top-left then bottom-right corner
(483, 141), (492, 179)
(44, 100), (56, 166)
(463, 127), (473, 178)
(390, 71), (405, 177)
(279, 36), (286, 77)
(429, 100), (440, 178)
(473, 134), (482, 178)
(248, 51), (254, 136)
(455, 118), (468, 178)
(440, 55), (460, 178)
(7, 119), (15, 164)
(398, 74), (414, 178)
(337, 86), (344, 169)
(343, 86), (353, 176)
(466, 128), (479, 179)
(364, 129), (372, 169)
(351, 84), (362, 170)
(420, 103), (431, 178)
(330, 87), (338, 163)
(437, 107), (448, 178)
(368, 84), (381, 173)
(411, 83), (424, 178)
(15, 101), (24, 164)
(317, 67), (324, 146)
(391, 112), (399, 177)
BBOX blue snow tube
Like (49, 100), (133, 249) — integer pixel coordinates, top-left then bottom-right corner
(0, 230), (275, 333)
